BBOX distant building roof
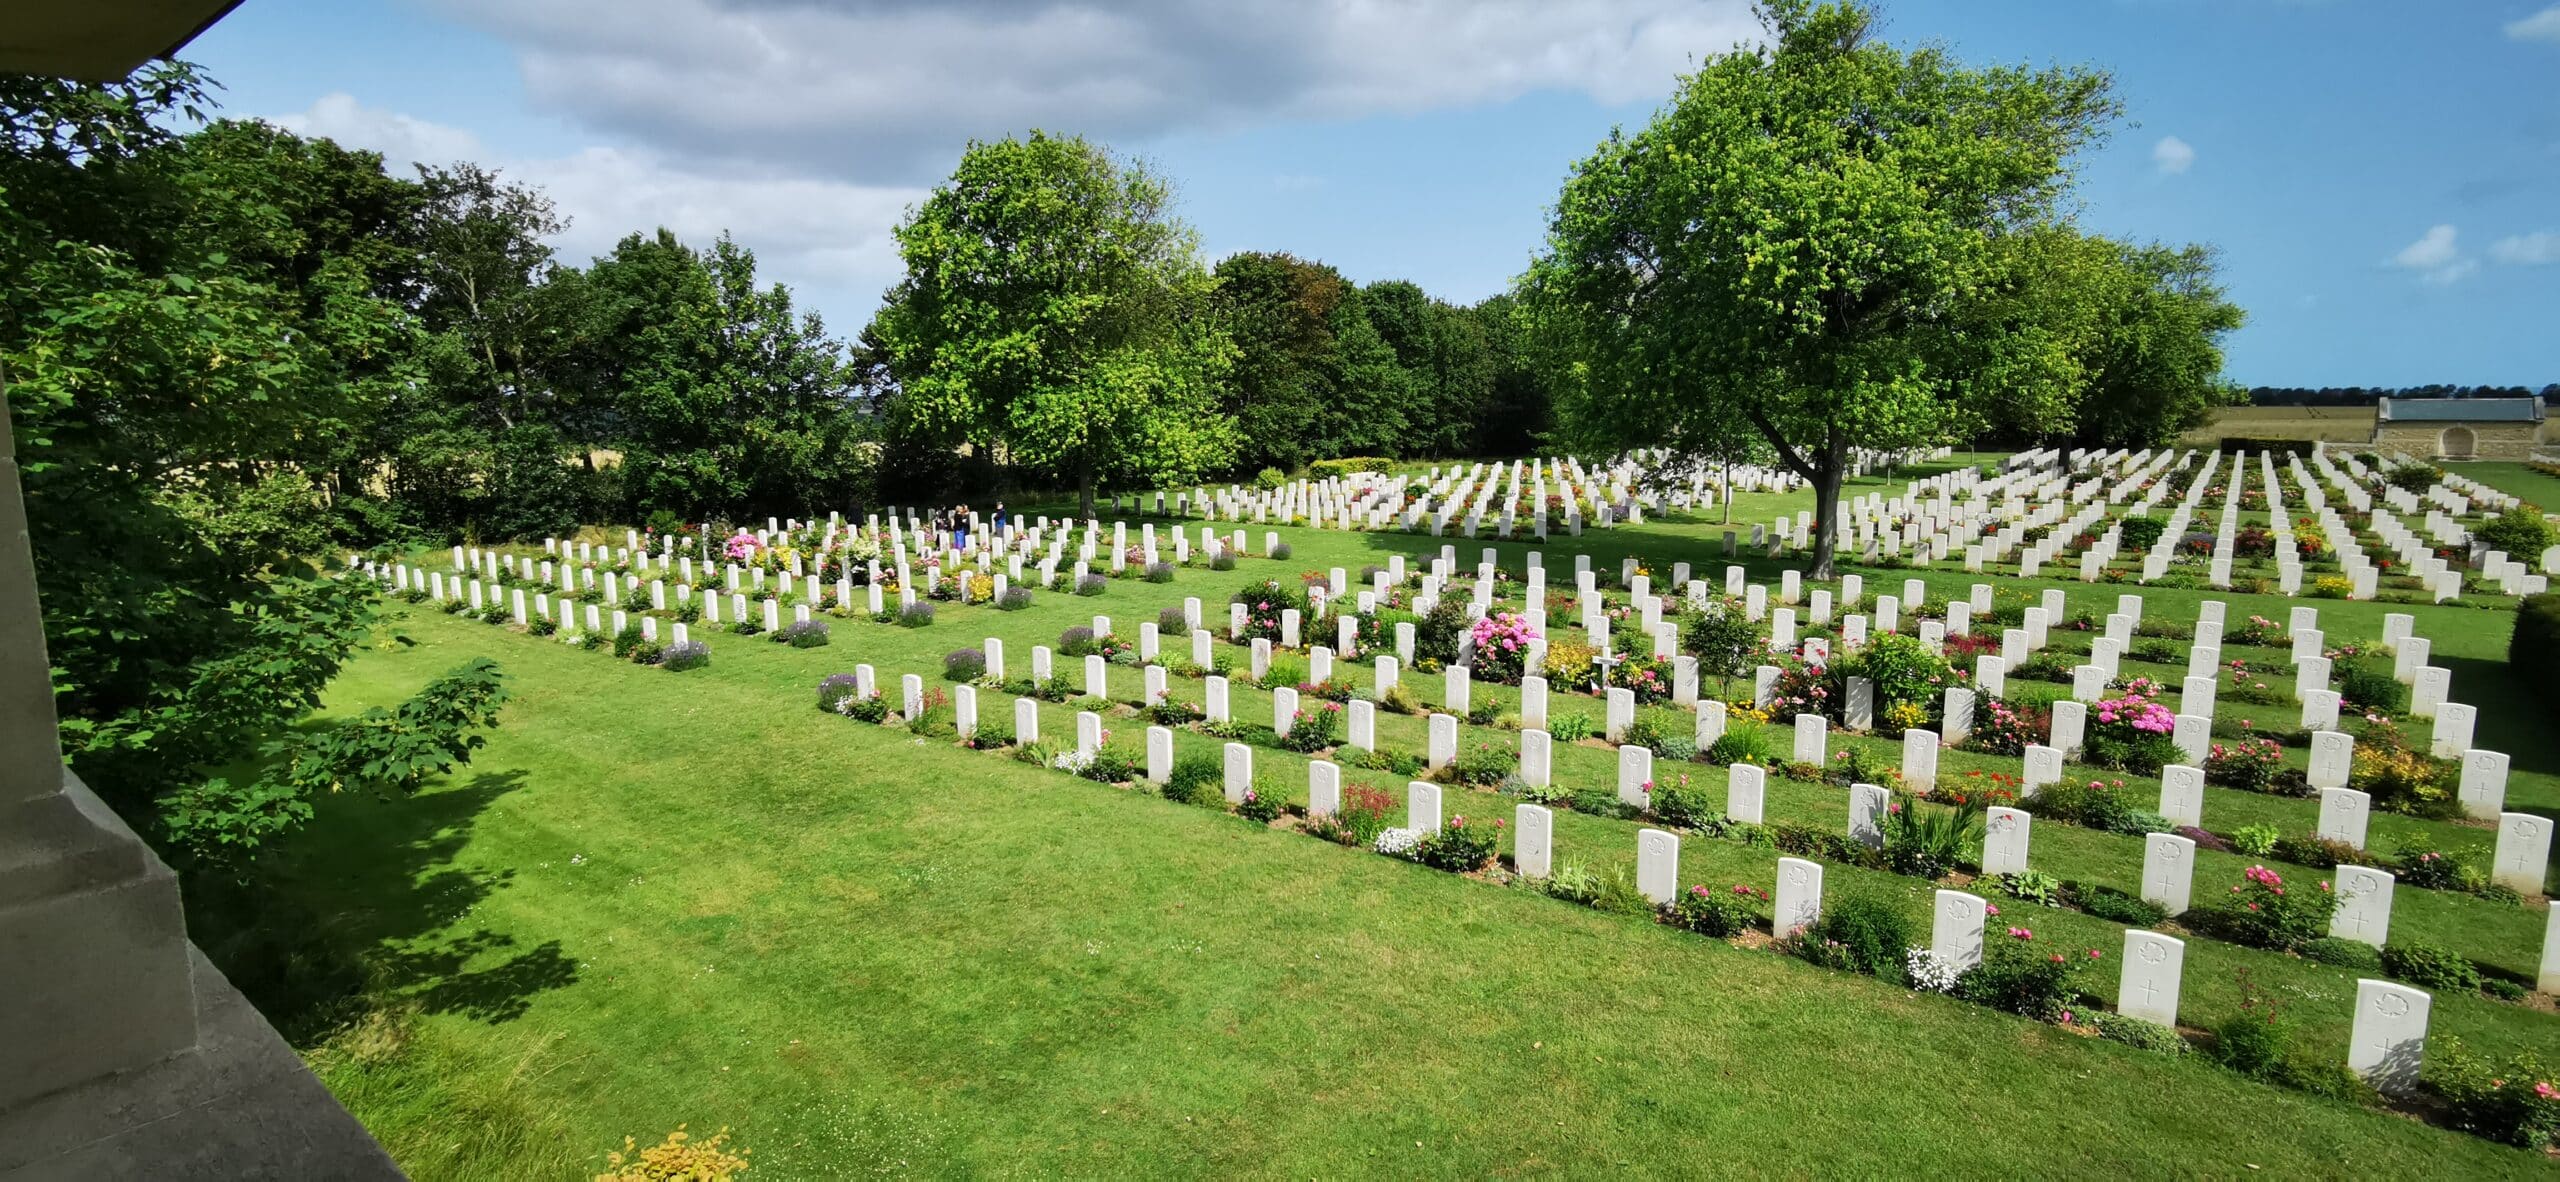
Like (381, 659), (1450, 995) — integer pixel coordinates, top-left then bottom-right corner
(2375, 397), (2544, 424)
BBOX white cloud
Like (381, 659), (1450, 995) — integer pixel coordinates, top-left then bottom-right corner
(2151, 135), (2195, 175)
(277, 94), (924, 315)
(427, 0), (1763, 183)
(2388, 224), (2477, 284)
(2506, 5), (2560, 43)
(2492, 230), (2560, 264)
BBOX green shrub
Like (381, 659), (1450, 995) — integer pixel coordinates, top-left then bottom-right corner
(1996, 868), (2065, 908)
(2380, 941), (2481, 992)
(1881, 795), (1981, 880)
(2425, 1035), (2560, 1149)
(2203, 865), (2335, 951)
(1706, 723), (1774, 765)
(1165, 753), (1222, 804)
(2115, 515), (2167, 549)
(1548, 713), (1598, 743)
(1569, 786), (1636, 820)
(1413, 814), (1501, 872)
(2298, 937), (2383, 970)
(2208, 972), (2294, 1078)
(1796, 892), (1914, 983)
(2474, 505), (2556, 558)
(1278, 703), (1344, 753)
(1237, 781), (1287, 823)
(1665, 882), (1766, 937)
(2337, 660), (2404, 712)
(1845, 632), (1954, 714)
(2092, 1012), (2187, 1055)
(1541, 862), (1653, 918)
(1448, 740), (1514, 786)
(2074, 884), (2166, 927)
(1648, 777), (1722, 828)
(2229, 823), (2279, 856)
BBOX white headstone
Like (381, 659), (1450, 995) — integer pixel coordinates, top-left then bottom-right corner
(1427, 713), (1458, 769)
(1849, 783), (1890, 849)
(2494, 812), (2552, 895)
(2347, 979), (2430, 1096)
(2142, 831), (2194, 915)
(1222, 742), (1253, 804)
(1726, 763), (1765, 825)
(2458, 749), (2508, 821)
(1308, 761), (1340, 819)
(1792, 713), (1827, 764)
(1982, 807), (2031, 876)
(2158, 764), (2205, 828)
(1932, 889), (1987, 971)
(1407, 781), (1443, 833)
(1636, 828), (1681, 904)
(2316, 787), (2371, 850)
(2331, 864), (2395, 947)
(1514, 804), (1553, 879)
(2307, 730), (2354, 791)
(1773, 857), (1823, 938)
(2118, 931), (2186, 1028)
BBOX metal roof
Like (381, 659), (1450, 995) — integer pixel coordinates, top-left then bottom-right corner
(2375, 397), (2545, 423)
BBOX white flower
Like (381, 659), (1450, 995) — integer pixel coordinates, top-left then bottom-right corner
(1052, 749), (1096, 774)
(1905, 946), (1965, 993)
(1374, 827), (1423, 858)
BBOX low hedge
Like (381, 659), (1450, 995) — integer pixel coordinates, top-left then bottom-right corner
(2216, 437), (2317, 456)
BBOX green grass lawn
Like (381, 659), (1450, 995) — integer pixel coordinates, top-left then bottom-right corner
(271, 609), (2553, 1178)
(228, 462), (2560, 1177)
(2452, 461), (2560, 511)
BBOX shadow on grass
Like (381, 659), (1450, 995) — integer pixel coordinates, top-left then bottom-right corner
(184, 767), (581, 1044)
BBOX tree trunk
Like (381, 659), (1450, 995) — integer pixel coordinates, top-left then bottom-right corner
(1807, 429), (1848, 582)
(1076, 455), (1096, 521)
(1721, 456), (1733, 524)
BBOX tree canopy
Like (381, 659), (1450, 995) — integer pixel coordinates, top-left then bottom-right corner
(876, 131), (1237, 516)
(1524, 0), (2122, 577)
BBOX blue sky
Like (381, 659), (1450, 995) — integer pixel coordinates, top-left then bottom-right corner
(183, 0), (2559, 387)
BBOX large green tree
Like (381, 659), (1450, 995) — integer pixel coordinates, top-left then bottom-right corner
(877, 131), (1235, 516)
(582, 230), (869, 520)
(1523, 0), (2118, 577)
(0, 65), (485, 864)
(2067, 241), (2245, 448)
(1209, 251), (1410, 469)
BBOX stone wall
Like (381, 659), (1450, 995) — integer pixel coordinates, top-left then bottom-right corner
(2372, 421), (2541, 461)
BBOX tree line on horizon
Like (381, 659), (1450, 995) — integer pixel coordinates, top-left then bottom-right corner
(2245, 385), (2559, 407)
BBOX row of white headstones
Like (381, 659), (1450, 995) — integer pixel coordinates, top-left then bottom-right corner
(384, 533), (2553, 1100)
(1876, 444), (2553, 600)
(394, 532), (2548, 936)
(819, 646), (2531, 1104)
(783, 573), (2553, 981)
(1163, 447), (1940, 540)
(378, 538), (2534, 854)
